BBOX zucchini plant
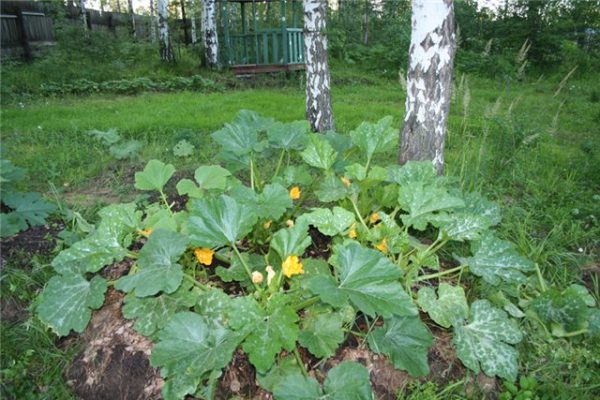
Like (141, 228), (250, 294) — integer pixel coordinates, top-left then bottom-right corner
(36, 111), (599, 399)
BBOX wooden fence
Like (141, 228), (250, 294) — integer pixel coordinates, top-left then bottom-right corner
(1, 1), (191, 60)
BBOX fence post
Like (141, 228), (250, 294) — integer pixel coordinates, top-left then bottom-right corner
(15, 7), (32, 61)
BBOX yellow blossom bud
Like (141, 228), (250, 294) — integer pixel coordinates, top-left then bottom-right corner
(194, 248), (215, 266)
(286, 219), (295, 228)
(348, 223), (357, 239)
(340, 176), (351, 187)
(369, 212), (380, 224)
(263, 220), (272, 229)
(282, 255), (304, 278)
(289, 186), (301, 200)
(375, 239), (388, 253)
(251, 271), (264, 284)
(138, 229), (153, 236)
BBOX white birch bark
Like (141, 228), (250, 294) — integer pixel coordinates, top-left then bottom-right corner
(189, 0), (197, 44)
(303, 0), (334, 132)
(127, 0), (136, 39)
(157, 0), (175, 62)
(399, 0), (456, 175)
(79, 0), (87, 29)
(150, 0), (157, 43)
(202, 0), (218, 67)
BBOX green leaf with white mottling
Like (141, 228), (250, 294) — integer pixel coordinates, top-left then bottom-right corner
(1, 191), (56, 227)
(315, 173), (350, 202)
(122, 281), (196, 337)
(173, 139), (195, 157)
(273, 373), (322, 400)
(196, 287), (236, 327)
(115, 229), (187, 297)
(194, 165), (231, 191)
(324, 362), (373, 400)
(237, 298), (300, 373)
(188, 195), (257, 247)
(267, 120), (310, 150)
(398, 182), (465, 230)
(367, 316), (433, 377)
(417, 283), (469, 328)
(345, 163), (367, 181)
(298, 308), (345, 358)
(37, 275), (107, 337)
(388, 161), (437, 186)
(109, 140), (142, 159)
(453, 300), (523, 381)
(461, 234), (535, 286)
(301, 134), (338, 170)
(255, 183), (293, 220)
(51, 203), (140, 275)
(438, 213), (492, 241)
(257, 356), (303, 393)
(134, 159), (175, 192)
(86, 128), (121, 145)
(176, 178), (203, 198)
(299, 207), (355, 236)
(529, 284), (594, 334)
(349, 116), (396, 161)
(211, 111), (272, 156)
(309, 242), (416, 318)
(151, 312), (242, 400)
(462, 191), (502, 227)
(270, 219), (312, 261)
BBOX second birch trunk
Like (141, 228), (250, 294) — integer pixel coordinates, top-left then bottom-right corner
(303, 0), (334, 133)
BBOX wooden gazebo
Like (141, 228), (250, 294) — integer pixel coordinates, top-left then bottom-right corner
(221, 0), (305, 74)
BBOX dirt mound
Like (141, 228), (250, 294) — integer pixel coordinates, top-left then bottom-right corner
(67, 289), (163, 400)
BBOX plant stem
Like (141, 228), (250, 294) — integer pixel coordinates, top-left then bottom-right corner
(364, 156), (372, 174)
(293, 296), (319, 311)
(559, 328), (589, 338)
(231, 244), (260, 291)
(272, 149), (286, 180)
(416, 265), (467, 282)
(159, 190), (174, 216)
(249, 159), (255, 191)
(126, 251), (138, 259)
(293, 347), (308, 378)
(183, 273), (207, 290)
(534, 263), (547, 292)
(350, 197), (368, 230)
(359, 316), (379, 349)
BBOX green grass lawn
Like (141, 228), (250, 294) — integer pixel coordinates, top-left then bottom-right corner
(2, 69), (599, 398)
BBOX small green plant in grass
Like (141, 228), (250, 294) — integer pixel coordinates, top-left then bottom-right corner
(499, 375), (538, 400)
(34, 111), (599, 399)
(86, 129), (142, 160)
(0, 159), (56, 238)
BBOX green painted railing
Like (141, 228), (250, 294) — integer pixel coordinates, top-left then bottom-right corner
(226, 28), (304, 66)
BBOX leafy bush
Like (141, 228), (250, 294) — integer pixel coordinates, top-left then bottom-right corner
(35, 112), (599, 399)
(40, 75), (221, 97)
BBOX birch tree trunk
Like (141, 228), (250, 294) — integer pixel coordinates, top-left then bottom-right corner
(399, 0), (456, 175)
(303, 0), (334, 133)
(79, 0), (87, 29)
(157, 0), (175, 62)
(189, 0), (197, 44)
(202, 0), (219, 67)
(127, 0), (136, 39)
(150, 0), (157, 43)
(180, 0), (189, 44)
